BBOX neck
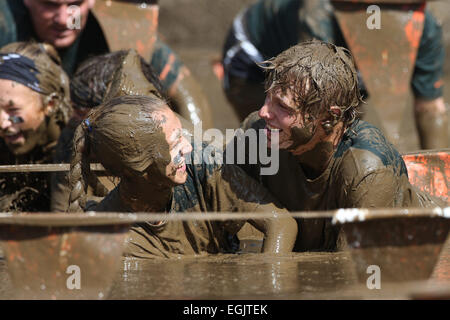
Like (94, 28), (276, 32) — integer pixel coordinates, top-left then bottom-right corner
(119, 176), (173, 213)
(294, 123), (344, 179)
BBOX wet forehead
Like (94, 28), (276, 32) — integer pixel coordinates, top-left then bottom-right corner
(0, 79), (40, 107)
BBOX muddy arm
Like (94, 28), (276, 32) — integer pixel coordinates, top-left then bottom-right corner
(342, 168), (446, 208)
(246, 207), (298, 254)
(168, 67), (214, 129)
(210, 163), (297, 254)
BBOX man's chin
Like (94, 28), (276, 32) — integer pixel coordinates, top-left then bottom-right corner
(48, 33), (79, 49)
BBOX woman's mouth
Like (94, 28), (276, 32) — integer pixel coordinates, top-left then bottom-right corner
(3, 131), (24, 145)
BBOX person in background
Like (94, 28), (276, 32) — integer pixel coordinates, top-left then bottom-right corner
(0, 0), (214, 128)
(222, 0), (447, 149)
(0, 41), (71, 211)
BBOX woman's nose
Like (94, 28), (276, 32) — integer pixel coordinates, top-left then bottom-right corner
(0, 110), (12, 130)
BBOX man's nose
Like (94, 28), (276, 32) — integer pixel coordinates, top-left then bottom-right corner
(181, 137), (193, 155)
(53, 5), (70, 26)
(258, 101), (273, 120)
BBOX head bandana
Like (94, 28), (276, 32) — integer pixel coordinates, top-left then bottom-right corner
(0, 53), (42, 93)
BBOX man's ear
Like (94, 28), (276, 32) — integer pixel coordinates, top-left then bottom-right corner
(329, 106), (342, 120)
(320, 106), (342, 135)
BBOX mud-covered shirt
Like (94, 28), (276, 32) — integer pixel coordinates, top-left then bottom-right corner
(228, 0), (444, 99)
(0, 0), (184, 89)
(0, 140), (56, 212)
(235, 112), (442, 251)
(90, 143), (287, 258)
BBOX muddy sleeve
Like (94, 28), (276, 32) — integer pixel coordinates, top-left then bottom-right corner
(411, 10), (445, 100)
(341, 168), (444, 208)
(206, 164), (297, 253)
(150, 39), (183, 91)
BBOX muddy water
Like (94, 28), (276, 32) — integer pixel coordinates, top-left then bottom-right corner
(1, 245), (449, 299)
(108, 252), (359, 299)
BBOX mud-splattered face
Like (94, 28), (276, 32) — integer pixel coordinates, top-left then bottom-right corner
(24, 0), (94, 49)
(160, 109), (193, 185)
(259, 87), (329, 155)
(0, 79), (51, 155)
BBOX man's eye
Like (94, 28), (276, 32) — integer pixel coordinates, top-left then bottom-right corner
(41, 1), (60, 9)
(280, 104), (294, 114)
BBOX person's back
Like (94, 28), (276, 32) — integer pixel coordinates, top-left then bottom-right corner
(0, 0), (214, 127)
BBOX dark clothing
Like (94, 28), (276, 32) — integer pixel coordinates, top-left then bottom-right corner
(0, 0), (186, 90)
(233, 112), (443, 251)
(0, 0), (109, 76)
(0, 140), (56, 212)
(223, 0), (444, 100)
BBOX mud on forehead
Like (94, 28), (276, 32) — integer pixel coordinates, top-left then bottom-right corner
(90, 97), (171, 175)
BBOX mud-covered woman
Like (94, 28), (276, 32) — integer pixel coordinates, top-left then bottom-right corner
(0, 42), (71, 212)
(67, 95), (297, 258)
(51, 49), (168, 212)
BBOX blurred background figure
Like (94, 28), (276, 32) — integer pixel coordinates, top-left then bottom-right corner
(0, 42), (71, 212)
(221, 0), (448, 151)
(0, 0), (213, 128)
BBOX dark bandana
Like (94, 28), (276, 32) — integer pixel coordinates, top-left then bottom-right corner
(0, 53), (42, 93)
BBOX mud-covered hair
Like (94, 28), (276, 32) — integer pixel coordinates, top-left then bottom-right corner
(70, 50), (164, 109)
(262, 40), (363, 128)
(0, 41), (71, 126)
(68, 95), (170, 212)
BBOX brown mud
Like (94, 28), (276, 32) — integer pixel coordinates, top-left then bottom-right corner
(2, 251), (448, 299)
(0, 209), (448, 299)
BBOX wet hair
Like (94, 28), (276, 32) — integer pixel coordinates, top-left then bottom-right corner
(0, 41), (71, 126)
(70, 50), (164, 110)
(68, 95), (170, 212)
(262, 40), (363, 128)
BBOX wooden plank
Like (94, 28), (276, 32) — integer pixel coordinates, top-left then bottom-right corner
(0, 164), (105, 173)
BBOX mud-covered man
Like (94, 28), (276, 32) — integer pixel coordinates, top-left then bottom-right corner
(229, 41), (444, 252)
(222, 0), (447, 149)
(0, 0), (213, 127)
